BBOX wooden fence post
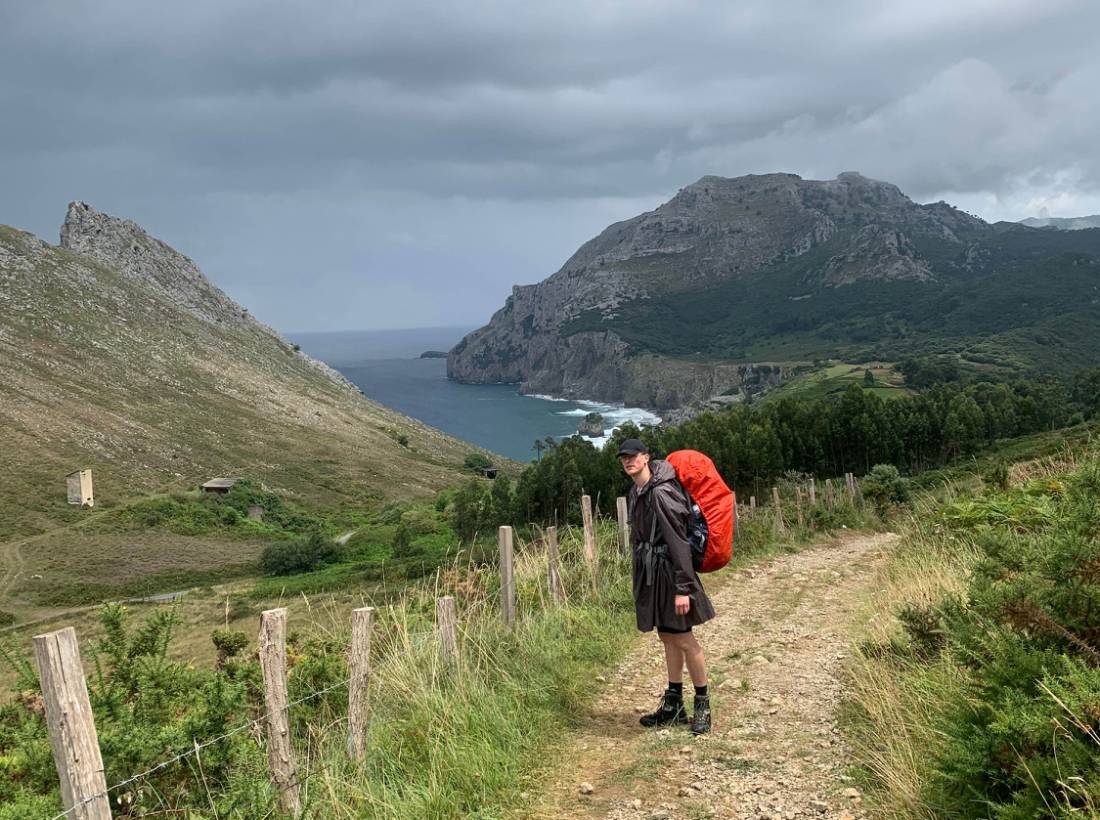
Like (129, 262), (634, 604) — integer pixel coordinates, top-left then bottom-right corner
(546, 525), (564, 604)
(499, 526), (516, 626)
(771, 486), (785, 532)
(436, 596), (459, 666)
(750, 495), (756, 511)
(795, 487), (805, 528)
(259, 608), (301, 816)
(825, 478), (835, 511)
(846, 473), (856, 500)
(347, 606), (373, 761)
(616, 496), (630, 556)
(808, 478), (817, 506)
(581, 494), (596, 564)
(34, 627), (112, 820)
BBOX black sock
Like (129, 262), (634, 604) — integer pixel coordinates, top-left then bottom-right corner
(694, 685), (708, 699)
(667, 681), (683, 697)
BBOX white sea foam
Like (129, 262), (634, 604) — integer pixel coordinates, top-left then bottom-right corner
(535, 395), (662, 450)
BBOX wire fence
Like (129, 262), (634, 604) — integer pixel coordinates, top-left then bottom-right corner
(48, 676), (353, 820)
(30, 484), (843, 819)
(34, 521), (597, 820)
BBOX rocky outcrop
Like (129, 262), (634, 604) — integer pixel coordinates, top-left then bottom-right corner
(449, 171), (988, 410)
(577, 413), (604, 438)
(59, 201), (353, 390)
(61, 201), (253, 328)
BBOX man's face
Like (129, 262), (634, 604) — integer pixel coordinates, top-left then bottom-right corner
(619, 451), (649, 478)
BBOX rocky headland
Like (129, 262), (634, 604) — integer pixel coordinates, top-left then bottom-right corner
(448, 171), (994, 412)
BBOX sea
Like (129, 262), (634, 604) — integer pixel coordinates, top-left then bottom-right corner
(287, 327), (661, 463)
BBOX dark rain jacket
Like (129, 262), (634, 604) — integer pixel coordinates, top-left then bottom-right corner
(628, 459), (716, 633)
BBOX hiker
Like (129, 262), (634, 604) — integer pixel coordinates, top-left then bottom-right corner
(619, 438), (715, 735)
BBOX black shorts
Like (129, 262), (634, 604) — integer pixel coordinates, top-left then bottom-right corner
(657, 625), (692, 635)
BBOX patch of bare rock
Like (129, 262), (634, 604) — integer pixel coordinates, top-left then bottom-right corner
(525, 531), (897, 820)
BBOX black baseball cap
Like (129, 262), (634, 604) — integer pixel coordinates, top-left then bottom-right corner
(617, 438), (649, 456)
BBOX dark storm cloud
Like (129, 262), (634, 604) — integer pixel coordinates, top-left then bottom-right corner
(2, 0), (1099, 330)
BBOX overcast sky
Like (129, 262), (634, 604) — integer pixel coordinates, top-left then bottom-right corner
(3, 1), (1099, 332)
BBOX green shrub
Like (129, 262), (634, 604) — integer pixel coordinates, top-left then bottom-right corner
(876, 456), (1100, 817)
(258, 532), (343, 576)
(463, 452), (492, 471)
(983, 459), (1010, 491)
(109, 482), (327, 540)
(861, 464), (909, 512)
(0, 604), (271, 817)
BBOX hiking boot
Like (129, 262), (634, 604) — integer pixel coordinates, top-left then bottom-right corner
(691, 695), (712, 735)
(639, 690), (689, 728)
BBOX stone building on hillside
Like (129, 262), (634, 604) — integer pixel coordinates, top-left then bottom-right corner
(66, 469), (94, 507)
(202, 477), (243, 494)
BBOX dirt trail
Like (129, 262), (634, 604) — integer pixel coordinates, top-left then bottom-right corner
(528, 531), (897, 820)
(0, 538), (25, 600)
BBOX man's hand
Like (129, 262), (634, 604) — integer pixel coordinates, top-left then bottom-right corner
(675, 595), (691, 616)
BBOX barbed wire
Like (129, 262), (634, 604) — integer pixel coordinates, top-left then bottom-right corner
(49, 676), (352, 820)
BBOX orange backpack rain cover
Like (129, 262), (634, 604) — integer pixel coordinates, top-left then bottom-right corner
(666, 449), (736, 573)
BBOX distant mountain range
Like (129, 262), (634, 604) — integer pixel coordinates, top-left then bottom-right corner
(0, 203), (472, 540)
(1020, 215), (1100, 230)
(449, 172), (1100, 411)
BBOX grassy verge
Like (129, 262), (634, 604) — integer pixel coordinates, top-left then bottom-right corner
(844, 447), (1100, 819)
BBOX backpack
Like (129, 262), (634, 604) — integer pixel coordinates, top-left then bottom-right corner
(666, 450), (736, 573)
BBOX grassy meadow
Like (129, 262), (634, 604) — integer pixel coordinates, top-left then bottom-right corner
(765, 362), (910, 403)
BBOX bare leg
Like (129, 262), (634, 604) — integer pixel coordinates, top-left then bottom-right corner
(673, 632), (707, 687)
(659, 632), (686, 683)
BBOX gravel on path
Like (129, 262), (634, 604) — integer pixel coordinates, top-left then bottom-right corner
(526, 531), (897, 820)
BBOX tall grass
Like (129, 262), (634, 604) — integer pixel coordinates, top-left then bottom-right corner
(845, 451), (1100, 819)
(845, 490), (977, 820)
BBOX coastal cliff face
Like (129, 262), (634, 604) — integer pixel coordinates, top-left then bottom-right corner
(448, 171), (989, 410)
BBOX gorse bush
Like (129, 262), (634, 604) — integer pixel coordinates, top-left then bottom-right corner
(0, 604), (271, 819)
(861, 464), (909, 513)
(259, 532), (343, 576)
(850, 453), (1100, 819)
(462, 452), (492, 471)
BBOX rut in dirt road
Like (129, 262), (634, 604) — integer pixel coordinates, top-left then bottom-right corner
(528, 532), (897, 820)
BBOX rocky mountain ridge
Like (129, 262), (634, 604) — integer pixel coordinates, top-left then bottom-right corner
(59, 201), (351, 387)
(0, 205), (473, 540)
(449, 172), (1100, 410)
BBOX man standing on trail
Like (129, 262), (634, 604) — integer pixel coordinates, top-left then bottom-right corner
(619, 438), (715, 735)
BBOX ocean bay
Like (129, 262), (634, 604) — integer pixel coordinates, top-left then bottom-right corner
(289, 327), (660, 462)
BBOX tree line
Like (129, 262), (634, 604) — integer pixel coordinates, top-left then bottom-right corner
(479, 364), (1100, 530)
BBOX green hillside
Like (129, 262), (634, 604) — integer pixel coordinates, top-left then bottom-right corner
(0, 209), (482, 622)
